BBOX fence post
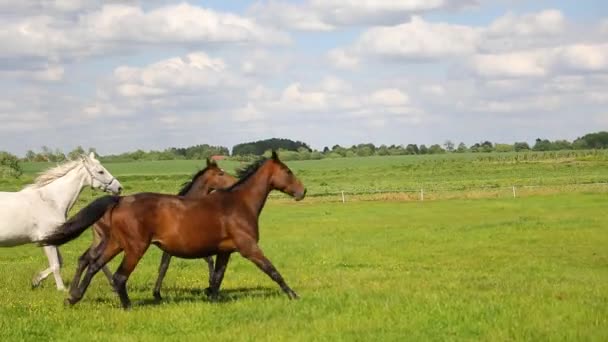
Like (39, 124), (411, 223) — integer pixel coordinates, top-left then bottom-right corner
(341, 191), (345, 203)
(420, 188), (424, 201)
(512, 185), (516, 198)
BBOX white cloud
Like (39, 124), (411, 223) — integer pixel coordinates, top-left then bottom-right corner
(250, 0), (477, 31)
(0, 3), (289, 62)
(327, 48), (359, 69)
(469, 43), (608, 79)
(353, 16), (480, 60)
(112, 52), (231, 98)
(486, 9), (565, 37)
(369, 88), (409, 107)
(79, 3), (288, 45)
(0, 64), (64, 81)
(231, 78), (424, 128)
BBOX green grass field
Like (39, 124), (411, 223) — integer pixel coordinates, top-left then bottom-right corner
(0, 153), (607, 340)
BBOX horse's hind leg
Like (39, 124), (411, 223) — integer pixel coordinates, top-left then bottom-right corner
(69, 246), (93, 293)
(67, 239), (121, 306)
(70, 228), (109, 292)
(205, 252), (230, 301)
(32, 246), (66, 291)
(205, 256), (215, 288)
(31, 266), (52, 289)
(238, 240), (298, 300)
(113, 244), (149, 309)
(152, 252), (172, 301)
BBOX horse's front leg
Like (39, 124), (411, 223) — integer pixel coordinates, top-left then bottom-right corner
(237, 239), (298, 300)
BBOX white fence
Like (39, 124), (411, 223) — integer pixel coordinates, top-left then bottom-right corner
(268, 182), (608, 202)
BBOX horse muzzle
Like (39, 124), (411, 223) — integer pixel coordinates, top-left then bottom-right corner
(294, 188), (307, 201)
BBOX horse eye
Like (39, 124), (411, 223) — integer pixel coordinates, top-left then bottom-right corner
(98, 171), (105, 175)
(219, 172), (225, 176)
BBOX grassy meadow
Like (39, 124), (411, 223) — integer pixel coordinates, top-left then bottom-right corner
(0, 152), (607, 340)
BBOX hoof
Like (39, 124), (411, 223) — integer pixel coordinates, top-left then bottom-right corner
(205, 287), (219, 301)
(64, 297), (78, 306)
(153, 292), (162, 302)
(287, 290), (299, 300)
(31, 277), (41, 289)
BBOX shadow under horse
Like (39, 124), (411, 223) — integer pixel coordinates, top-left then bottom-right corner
(41, 151), (306, 309)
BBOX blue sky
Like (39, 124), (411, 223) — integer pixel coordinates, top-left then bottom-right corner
(0, 1), (607, 155)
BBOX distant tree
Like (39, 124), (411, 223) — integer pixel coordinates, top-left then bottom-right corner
(40, 145), (53, 162)
(322, 146), (330, 154)
(552, 140), (572, 150)
(405, 144), (419, 155)
(357, 143), (376, 154)
(471, 141), (493, 153)
(428, 144), (445, 154)
(494, 143), (514, 152)
(573, 131), (608, 149)
(232, 138), (311, 156)
(68, 146), (86, 160)
(376, 145), (390, 156)
(25, 150), (36, 162)
(54, 148), (66, 162)
(533, 138), (553, 151)
(443, 140), (455, 152)
(310, 151), (323, 160)
(419, 144), (428, 154)
(513, 142), (530, 152)
(456, 142), (468, 153)
(388, 145), (406, 155)
(356, 146), (373, 157)
(0, 151), (23, 178)
(297, 147), (311, 160)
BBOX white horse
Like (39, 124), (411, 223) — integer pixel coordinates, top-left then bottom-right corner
(0, 152), (122, 290)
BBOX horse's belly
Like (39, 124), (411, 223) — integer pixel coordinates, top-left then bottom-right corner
(154, 242), (219, 259)
(0, 232), (32, 247)
(0, 197), (37, 246)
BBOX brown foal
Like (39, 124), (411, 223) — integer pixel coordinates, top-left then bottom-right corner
(42, 151), (306, 309)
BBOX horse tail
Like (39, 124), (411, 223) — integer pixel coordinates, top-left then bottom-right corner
(39, 195), (121, 246)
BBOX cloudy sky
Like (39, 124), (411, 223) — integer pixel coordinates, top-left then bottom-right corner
(1, 0), (607, 155)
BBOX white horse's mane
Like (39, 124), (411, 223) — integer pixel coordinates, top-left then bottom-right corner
(25, 158), (86, 189)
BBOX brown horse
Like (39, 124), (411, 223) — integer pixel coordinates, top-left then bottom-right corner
(41, 151), (306, 309)
(67, 158), (236, 299)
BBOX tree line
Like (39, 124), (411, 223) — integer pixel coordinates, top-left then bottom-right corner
(1, 131), (606, 178)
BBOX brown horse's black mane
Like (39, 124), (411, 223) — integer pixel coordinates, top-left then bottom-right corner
(178, 165), (213, 196)
(223, 157), (269, 192)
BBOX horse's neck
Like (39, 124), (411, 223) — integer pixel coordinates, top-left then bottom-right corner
(232, 169), (272, 219)
(184, 179), (211, 199)
(36, 166), (89, 217)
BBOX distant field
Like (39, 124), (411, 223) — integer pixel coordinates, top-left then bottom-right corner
(0, 194), (606, 340)
(8, 151), (608, 198)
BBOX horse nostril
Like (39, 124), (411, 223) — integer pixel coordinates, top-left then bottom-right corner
(118, 186), (123, 193)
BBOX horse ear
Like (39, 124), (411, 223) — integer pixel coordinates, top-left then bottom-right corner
(271, 150), (279, 160)
(89, 151), (96, 160)
(206, 157), (217, 166)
